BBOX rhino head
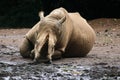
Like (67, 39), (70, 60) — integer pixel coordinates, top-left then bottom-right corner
(31, 11), (66, 63)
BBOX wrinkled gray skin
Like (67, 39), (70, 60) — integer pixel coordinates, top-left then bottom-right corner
(20, 7), (96, 63)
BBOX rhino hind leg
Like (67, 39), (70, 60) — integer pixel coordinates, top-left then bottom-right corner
(20, 38), (34, 58)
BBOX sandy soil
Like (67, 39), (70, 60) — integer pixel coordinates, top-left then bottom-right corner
(0, 18), (120, 80)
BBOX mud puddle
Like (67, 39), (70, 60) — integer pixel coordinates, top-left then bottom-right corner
(0, 62), (120, 80)
(0, 45), (120, 80)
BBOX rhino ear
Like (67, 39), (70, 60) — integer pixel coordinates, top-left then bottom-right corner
(58, 16), (66, 24)
(39, 11), (44, 20)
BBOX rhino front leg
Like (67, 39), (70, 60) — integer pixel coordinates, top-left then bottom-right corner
(20, 37), (34, 59)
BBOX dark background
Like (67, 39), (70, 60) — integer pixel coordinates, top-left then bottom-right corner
(0, 0), (120, 28)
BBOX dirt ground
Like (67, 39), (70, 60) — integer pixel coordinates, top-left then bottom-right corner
(0, 18), (120, 80)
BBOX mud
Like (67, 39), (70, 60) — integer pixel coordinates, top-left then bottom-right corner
(0, 18), (120, 80)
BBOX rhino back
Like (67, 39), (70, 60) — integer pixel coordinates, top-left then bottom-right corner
(63, 13), (96, 57)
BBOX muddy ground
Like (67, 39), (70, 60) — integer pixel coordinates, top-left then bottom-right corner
(0, 18), (120, 80)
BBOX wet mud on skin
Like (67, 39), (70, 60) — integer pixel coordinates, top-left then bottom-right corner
(0, 18), (120, 80)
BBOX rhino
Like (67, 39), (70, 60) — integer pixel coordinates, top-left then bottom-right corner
(20, 7), (96, 63)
